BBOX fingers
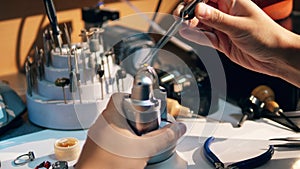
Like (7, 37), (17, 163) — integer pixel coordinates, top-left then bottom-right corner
(173, 2), (201, 28)
(174, 1), (237, 36)
(179, 27), (219, 49)
(194, 3), (236, 34)
(89, 112), (187, 159)
(142, 122), (187, 155)
(175, 0), (265, 37)
(173, 2), (185, 16)
(144, 122), (186, 140)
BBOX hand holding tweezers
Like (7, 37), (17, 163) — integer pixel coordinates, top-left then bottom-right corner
(142, 0), (203, 64)
(156, 0), (203, 46)
(203, 137), (274, 169)
(180, 0), (202, 20)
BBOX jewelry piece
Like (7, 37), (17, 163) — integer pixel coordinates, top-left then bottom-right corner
(13, 151), (35, 166)
(35, 161), (51, 169)
(52, 161), (68, 169)
(203, 137), (274, 169)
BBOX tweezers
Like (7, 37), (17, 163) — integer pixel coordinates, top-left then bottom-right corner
(141, 0), (202, 64)
(203, 137), (274, 169)
(270, 137), (300, 148)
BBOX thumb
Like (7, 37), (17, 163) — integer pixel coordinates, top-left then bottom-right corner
(195, 3), (237, 34)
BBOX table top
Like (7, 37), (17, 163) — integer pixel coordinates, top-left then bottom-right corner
(0, 99), (299, 169)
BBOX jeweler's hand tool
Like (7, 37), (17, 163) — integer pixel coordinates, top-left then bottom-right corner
(43, 30), (52, 67)
(237, 95), (264, 128)
(203, 137), (274, 169)
(69, 69), (78, 104)
(38, 49), (45, 80)
(252, 85), (300, 132)
(64, 23), (72, 50)
(122, 65), (179, 165)
(166, 98), (197, 118)
(55, 77), (70, 104)
(270, 137), (300, 148)
(116, 68), (126, 92)
(122, 66), (161, 136)
(96, 64), (105, 100)
(43, 0), (63, 54)
(25, 57), (33, 96)
(105, 51), (114, 85)
(74, 49), (82, 103)
(142, 0), (203, 64)
(270, 137), (300, 141)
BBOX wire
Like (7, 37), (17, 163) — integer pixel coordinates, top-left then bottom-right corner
(148, 0), (163, 32)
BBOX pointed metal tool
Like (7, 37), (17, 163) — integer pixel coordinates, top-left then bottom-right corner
(55, 77), (70, 104)
(96, 64), (105, 100)
(43, 0), (63, 54)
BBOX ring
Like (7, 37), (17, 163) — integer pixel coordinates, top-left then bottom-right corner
(13, 151), (35, 166)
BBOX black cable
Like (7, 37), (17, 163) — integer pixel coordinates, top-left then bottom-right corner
(148, 0), (163, 33)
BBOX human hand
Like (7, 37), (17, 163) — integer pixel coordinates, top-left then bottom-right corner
(75, 93), (186, 169)
(174, 0), (299, 83)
